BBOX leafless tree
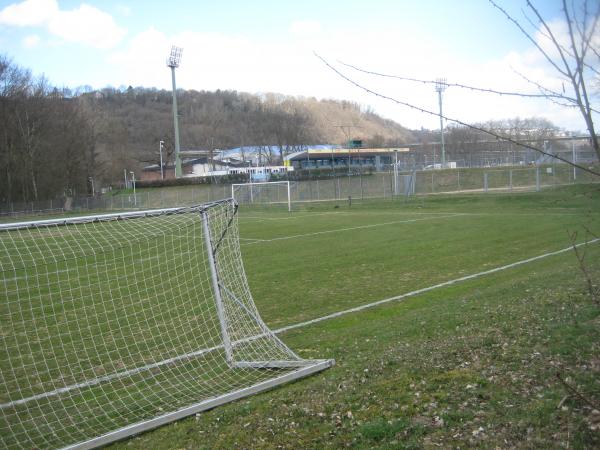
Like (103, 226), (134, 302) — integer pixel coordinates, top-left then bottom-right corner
(490, 0), (599, 159)
(321, 1), (600, 171)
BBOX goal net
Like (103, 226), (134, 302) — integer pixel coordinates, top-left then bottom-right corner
(232, 181), (292, 211)
(0, 199), (333, 449)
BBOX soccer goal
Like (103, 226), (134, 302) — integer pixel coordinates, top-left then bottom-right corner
(0, 199), (333, 449)
(232, 181), (292, 211)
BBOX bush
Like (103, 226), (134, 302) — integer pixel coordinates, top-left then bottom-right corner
(136, 173), (249, 188)
(271, 167), (374, 182)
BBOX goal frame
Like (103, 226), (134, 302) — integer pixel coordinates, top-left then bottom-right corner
(231, 181), (292, 212)
(0, 199), (333, 449)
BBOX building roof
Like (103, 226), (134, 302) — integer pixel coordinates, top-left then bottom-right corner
(285, 147), (409, 161)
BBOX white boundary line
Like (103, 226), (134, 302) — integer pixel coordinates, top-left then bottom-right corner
(242, 214), (466, 245)
(273, 237), (600, 334)
(4, 237), (598, 410)
(240, 211), (346, 221)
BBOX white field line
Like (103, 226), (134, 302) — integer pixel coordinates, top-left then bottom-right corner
(0, 346), (221, 410)
(3, 237), (598, 410)
(242, 214), (466, 245)
(241, 211), (477, 221)
(273, 237), (600, 335)
(240, 211), (346, 221)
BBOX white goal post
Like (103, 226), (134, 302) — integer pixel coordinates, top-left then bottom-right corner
(231, 181), (292, 211)
(0, 199), (333, 449)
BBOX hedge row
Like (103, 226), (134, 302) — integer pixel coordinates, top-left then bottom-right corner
(136, 173), (250, 188)
(136, 167), (376, 188)
(271, 167), (374, 181)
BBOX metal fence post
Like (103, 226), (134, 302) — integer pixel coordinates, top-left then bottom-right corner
(536, 167), (540, 192)
(509, 170), (513, 192)
(412, 170), (416, 195)
(484, 172), (488, 193)
(360, 173), (364, 200)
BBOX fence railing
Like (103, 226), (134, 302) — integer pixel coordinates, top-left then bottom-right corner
(2, 165), (598, 217)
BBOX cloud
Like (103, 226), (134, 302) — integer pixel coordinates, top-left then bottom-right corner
(48, 4), (126, 48)
(105, 23), (590, 131)
(289, 20), (322, 35)
(0, 0), (126, 48)
(0, 0), (57, 26)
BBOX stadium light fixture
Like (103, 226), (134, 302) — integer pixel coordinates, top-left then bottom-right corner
(167, 46), (183, 178)
(435, 78), (447, 168)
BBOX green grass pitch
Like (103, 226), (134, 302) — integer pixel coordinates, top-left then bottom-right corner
(2, 184), (600, 449)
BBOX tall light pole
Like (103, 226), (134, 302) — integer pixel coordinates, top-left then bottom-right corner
(159, 140), (165, 180)
(435, 78), (447, 168)
(167, 46), (183, 178)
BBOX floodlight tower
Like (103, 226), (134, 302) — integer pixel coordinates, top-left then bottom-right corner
(167, 46), (183, 178)
(435, 78), (447, 168)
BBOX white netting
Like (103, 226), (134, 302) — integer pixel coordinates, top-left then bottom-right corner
(231, 181), (291, 210)
(0, 199), (330, 449)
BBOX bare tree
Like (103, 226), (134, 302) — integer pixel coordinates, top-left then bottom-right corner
(490, 0), (599, 159)
(322, 1), (599, 169)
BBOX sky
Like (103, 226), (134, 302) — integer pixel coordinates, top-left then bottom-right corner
(0, 0), (597, 133)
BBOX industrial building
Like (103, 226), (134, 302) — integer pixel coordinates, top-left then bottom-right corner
(284, 147), (409, 170)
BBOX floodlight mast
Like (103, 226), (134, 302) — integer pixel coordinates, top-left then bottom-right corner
(435, 78), (447, 168)
(167, 46), (183, 178)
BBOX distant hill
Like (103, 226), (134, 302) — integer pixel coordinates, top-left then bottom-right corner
(81, 87), (413, 182)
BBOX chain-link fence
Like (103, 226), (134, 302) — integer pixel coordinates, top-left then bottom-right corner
(2, 165), (598, 217)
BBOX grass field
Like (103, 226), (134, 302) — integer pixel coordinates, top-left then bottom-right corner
(106, 184), (600, 449)
(3, 184), (600, 449)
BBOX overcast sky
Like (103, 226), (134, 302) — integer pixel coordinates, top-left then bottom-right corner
(0, 0), (597, 133)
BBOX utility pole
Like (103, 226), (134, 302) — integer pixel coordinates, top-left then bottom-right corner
(435, 78), (447, 168)
(167, 46), (183, 178)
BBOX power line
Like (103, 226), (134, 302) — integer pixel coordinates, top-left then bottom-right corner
(314, 53), (600, 177)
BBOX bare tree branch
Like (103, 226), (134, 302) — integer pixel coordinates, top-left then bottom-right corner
(556, 372), (600, 409)
(340, 60), (569, 99)
(315, 53), (600, 177)
(569, 229), (600, 307)
(490, 0), (571, 78)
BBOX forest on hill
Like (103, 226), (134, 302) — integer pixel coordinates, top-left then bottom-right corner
(0, 55), (412, 203)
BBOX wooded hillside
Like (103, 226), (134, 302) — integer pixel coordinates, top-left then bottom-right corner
(1, 56), (413, 203)
(88, 87), (413, 179)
